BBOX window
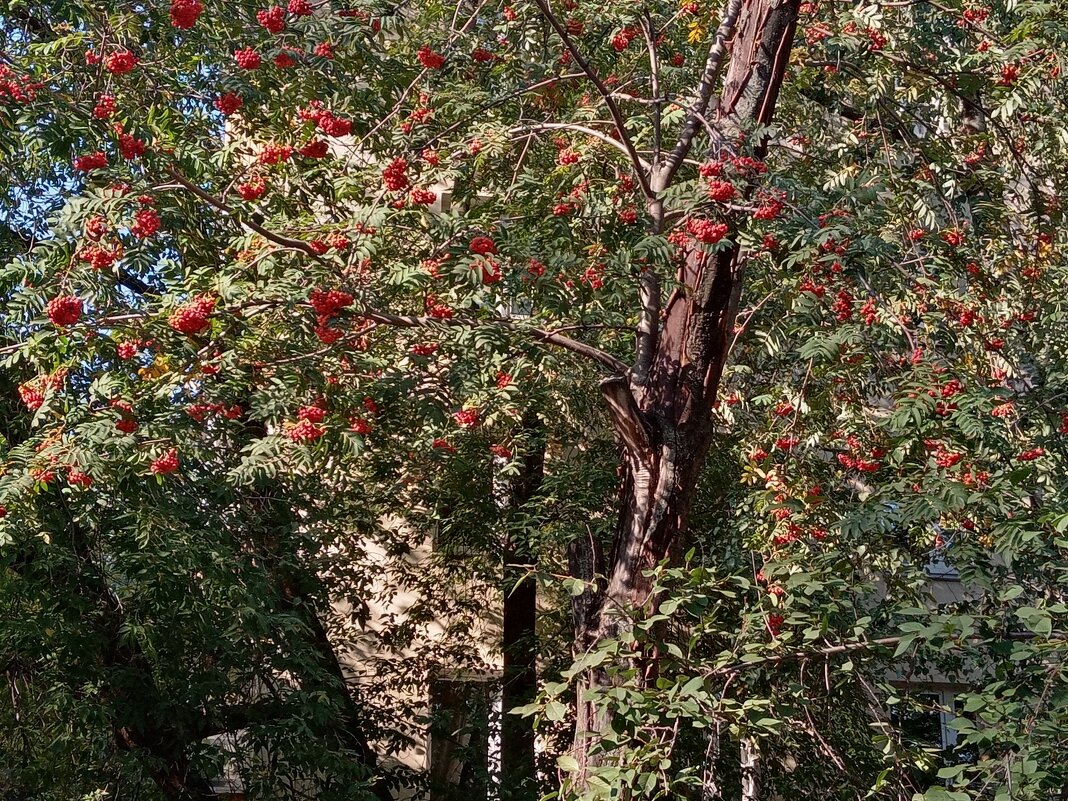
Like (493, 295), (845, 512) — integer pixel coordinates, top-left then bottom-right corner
(892, 687), (978, 785)
(428, 678), (501, 801)
(923, 524), (960, 581)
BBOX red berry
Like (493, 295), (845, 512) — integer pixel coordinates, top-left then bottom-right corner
(298, 404), (327, 423)
(685, 218), (729, 244)
(18, 383), (45, 410)
(237, 177), (266, 200)
(706, 179), (736, 203)
(453, 408), (479, 428)
(299, 140), (329, 158)
(288, 0), (313, 14)
(116, 129), (146, 160)
(382, 157), (409, 190)
(410, 187), (437, 205)
(316, 112), (352, 137)
(67, 468), (93, 488)
(116, 417), (139, 433)
(288, 418), (325, 442)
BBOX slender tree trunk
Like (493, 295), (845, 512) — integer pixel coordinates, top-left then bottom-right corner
(570, 0), (801, 782)
(500, 430), (544, 800)
(739, 736), (760, 801)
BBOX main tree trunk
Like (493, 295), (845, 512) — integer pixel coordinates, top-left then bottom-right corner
(570, 0), (801, 783)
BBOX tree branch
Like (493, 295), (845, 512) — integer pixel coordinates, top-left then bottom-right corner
(510, 122), (651, 170)
(651, 0), (744, 193)
(528, 0), (657, 199)
(164, 165), (630, 374)
(640, 13), (663, 163)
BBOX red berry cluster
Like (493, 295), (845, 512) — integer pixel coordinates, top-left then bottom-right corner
(317, 112), (351, 137)
(837, 435), (882, 472)
(18, 382), (45, 410)
(256, 6), (286, 33)
(237, 177), (267, 200)
(425, 295), (453, 318)
(68, 468), (93, 488)
(288, 418), (325, 442)
(310, 288), (353, 343)
(471, 48), (495, 63)
(288, 0), (313, 14)
(169, 295), (215, 335)
(453, 408), (480, 428)
(117, 340), (139, 359)
(753, 193), (784, 221)
(170, 0), (204, 28)
(313, 41), (334, 59)
(47, 295), (83, 326)
(214, 93), (243, 116)
(299, 140), (329, 158)
(258, 142), (294, 164)
(105, 50), (139, 74)
(557, 148), (580, 166)
(382, 157), (409, 190)
(234, 48), (262, 69)
(418, 45), (445, 69)
(832, 288), (854, 321)
(130, 208), (160, 239)
(150, 448), (180, 474)
(859, 297), (877, 325)
(79, 243), (119, 269)
(115, 125), (146, 159)
(706, 179), (737, 203)
(685, 218), (729, 244)
(74, 151), (108, 172)
(274, 51), (298, 68)
(93, 94), (116, 118)
(610, 25), (639, 51)
(410, 187), (436, 205)
(581, 264), (604, 289)
(0, 64), (41, 104)
(469, 235), (497, 256)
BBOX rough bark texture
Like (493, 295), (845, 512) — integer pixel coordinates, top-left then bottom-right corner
(571, 0), (801, 781)
(500, 428), (544, 800)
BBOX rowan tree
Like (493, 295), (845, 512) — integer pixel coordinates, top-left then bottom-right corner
(2, 0), (1068, 799)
